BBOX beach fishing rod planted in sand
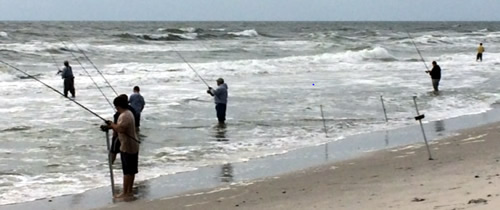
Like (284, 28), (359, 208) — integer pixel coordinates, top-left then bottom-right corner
(412, 96), (433, 160)
(380, 95), (388, 122)
(320, 105), (328, 137)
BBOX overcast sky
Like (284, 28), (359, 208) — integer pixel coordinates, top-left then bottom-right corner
(1, 0), (499, 21)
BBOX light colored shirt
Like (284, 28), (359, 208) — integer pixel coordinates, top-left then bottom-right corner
(478, 46), (485, 53)
(210, 83), (228, 104)
(116, 110), (139, 153)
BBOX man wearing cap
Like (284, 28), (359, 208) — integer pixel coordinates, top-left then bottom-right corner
(61, 61), (75, 98)
(207, 78), (228, 125)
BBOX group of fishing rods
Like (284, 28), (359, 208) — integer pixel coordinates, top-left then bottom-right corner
(0, 31), (430, 143)
(0, 35), (212, 145)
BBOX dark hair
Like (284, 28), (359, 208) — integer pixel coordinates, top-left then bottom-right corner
(432, 61), (437, 65)
(114, 95), (129, 109)
(133, 86), (140, 92)
(480, 43), (483, 45)
(64, 61), (69, 66)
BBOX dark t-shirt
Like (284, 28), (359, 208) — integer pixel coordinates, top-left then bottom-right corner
(430, 65), (441, 79)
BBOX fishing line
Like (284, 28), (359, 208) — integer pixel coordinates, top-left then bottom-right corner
(0, 60), (141, 144)
(68, 39), (118, 96)
(48, 52), (62, 75)
(58, 39), (115, 111)
(407, 31), (430, 71)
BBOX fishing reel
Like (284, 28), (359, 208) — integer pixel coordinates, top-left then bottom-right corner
(100, 124), (110, 132)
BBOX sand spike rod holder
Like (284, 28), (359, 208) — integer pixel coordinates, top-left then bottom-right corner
(104, 130), (116, 196)
(380, 95), (388, 122)
(412, 96), (433, 160)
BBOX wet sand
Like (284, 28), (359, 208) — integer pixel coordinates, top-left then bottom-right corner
(101, 122), (500, 210)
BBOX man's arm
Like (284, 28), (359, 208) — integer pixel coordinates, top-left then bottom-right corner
(140, 96), (145, 112)
(110, 115), (129, 133)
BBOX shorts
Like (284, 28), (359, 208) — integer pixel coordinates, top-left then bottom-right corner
(120, 152), (139, 175)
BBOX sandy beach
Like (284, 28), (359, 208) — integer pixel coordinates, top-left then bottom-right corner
(100, 121), (500, 210)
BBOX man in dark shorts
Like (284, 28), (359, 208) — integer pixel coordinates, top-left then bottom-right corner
(107, 95), (139, 199)
(477, 43), (484, 62)
(110, 94), (138, 164)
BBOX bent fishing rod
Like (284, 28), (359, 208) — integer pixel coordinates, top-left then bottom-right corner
(406, 31), (430, 71)
(57, 39), (115, 111)
(0, 60), (141, 144)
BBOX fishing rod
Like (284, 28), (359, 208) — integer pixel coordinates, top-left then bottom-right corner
(48, 52), (62, 75)
(173, 50), (210, 88)
(67, 39), (118, 96)
(0, 60), (141, 144)
(406, 31), (430, 71)
(0, 59), (106, 121)
(58, 39), (115, 111)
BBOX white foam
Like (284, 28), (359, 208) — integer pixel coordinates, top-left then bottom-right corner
(228, 29), (259, 37)
(0, 32), (8, 38)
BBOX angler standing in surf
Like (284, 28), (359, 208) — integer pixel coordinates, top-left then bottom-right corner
(425, 61), (441, 92)
(61, 61), (75, 98)
(476, 43), (485, 62)
(207, 78), (228, 125)
(106, 95), (139, 199)
(110, 94), (138, 164)
(129, 86), (145, 129)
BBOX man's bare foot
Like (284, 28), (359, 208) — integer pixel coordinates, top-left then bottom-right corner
(114, 192), (127, 199)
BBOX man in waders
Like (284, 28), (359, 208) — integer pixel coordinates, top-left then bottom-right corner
(60, 61), (75, 98)
(106, 95), (139, 199)
(477, 43), (485, 62)
(426, 61), (441, 92)
(61, 61), (75, 98)
(207, 78), (228, 125)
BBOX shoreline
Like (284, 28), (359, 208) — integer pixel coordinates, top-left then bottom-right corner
(105, 119), (500, 210)
(3, 107), (500, 210)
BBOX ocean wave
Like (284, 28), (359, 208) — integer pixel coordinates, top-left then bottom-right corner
(345, 47), (397, 62)
(0, 41), (90, 54)
(227, 29), (259, 37)
(0, 31), (8, 38)
(210, 28), (226, 32)
(157, 27), (204, 34)
(114, 32), (198, 41)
